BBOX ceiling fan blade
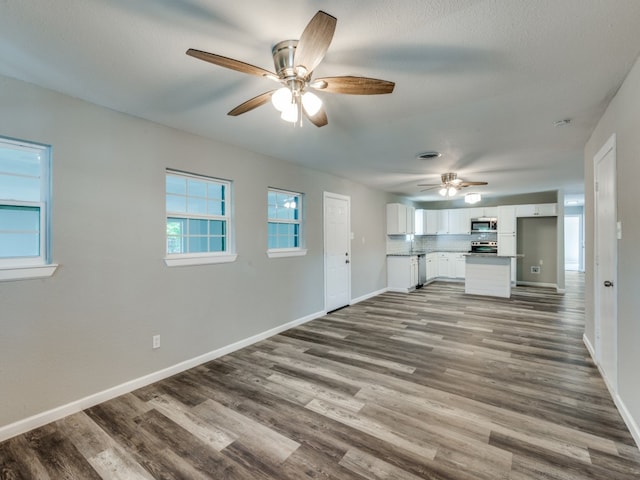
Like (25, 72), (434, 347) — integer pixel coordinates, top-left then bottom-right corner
(294, 11), (337, 76)
(420, 186), (440, 192)
(459, 181), (488, 187)
(313, 76), (395, 95)
(417, 183), (442, 187)
(186, 48), (276, 78)
(227, 90), (276, 116)
(303, 104), (328, 127)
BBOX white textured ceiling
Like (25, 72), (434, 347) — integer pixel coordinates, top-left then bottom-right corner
(2, 0), (640, 201)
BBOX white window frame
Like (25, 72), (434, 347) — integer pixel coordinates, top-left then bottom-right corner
(164, 169), (236, 267)
(267, 187), (307, 258)
(0, 137), (57, 282)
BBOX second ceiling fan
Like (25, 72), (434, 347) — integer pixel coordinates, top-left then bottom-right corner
(186, 11), (395, 127)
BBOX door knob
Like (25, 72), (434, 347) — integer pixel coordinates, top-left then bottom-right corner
(604, 280), (614, 287)
(345, 259), (350, 264)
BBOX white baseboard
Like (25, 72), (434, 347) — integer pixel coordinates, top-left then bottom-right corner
(517, 281), (558, 289)
(583, 333), (595, 358)
(386, 287), (413, 293)
(0, 309), (325, 443)
(351, 287), (387, 304)
(583, 334), (640, 450)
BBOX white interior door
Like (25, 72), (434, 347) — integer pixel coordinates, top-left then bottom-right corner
(594, 134), (618, 391)
(324, 192), (351, 312)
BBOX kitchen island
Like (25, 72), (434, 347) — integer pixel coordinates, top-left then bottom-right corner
(464, 254), (516, 298)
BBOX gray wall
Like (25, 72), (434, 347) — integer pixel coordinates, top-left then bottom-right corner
(584, 55), (640, 437)
(0, 74), (392, 427)
(516, 217), (558, 284)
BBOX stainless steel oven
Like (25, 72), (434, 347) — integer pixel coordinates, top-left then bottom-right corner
(470, 240), (498, 254)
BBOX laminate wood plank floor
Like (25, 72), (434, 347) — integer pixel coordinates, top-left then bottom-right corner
(2, 271), (640, 479)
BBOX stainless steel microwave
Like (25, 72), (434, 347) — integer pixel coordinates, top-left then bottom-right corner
(470, 218), (497, 232)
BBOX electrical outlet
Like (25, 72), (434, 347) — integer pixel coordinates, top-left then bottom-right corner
(152, 335), (161, 349)
(531, 266), (540, 274)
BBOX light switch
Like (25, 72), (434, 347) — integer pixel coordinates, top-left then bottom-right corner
(617, 221), (622, 239)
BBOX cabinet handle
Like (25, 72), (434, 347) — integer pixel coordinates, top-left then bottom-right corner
(604, 280), (613, 287)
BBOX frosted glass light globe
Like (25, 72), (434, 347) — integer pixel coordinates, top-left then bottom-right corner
(271, 88), (292, 112)
(301, 91), (322, 116)
(280, 103), (298, 123)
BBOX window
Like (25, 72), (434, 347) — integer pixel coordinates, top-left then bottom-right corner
(0, 136), (56, 281)
(165, 170), (236, 266)
(267, 188), (306, 258)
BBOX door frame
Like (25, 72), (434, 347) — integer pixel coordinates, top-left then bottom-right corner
(593, 133), (618, 391)
(323, 191), (351, 312)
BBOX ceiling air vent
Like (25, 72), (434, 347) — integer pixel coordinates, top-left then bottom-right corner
(417, 151), (441, 160)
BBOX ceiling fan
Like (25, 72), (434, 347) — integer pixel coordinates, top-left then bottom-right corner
(186, 11), (395, 127)
(418, 172), (488, 197)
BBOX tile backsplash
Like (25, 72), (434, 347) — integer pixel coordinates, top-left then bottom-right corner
(386, 233), (497, 254)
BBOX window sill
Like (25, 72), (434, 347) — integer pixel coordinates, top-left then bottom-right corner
(0, 264), (59, 282)
(267, 249), (307, 259)
(164, 254), (238, 267)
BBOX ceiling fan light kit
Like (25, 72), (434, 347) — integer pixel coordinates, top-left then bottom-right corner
(419, 172), (488, 198)
(186, 11), (394, 128)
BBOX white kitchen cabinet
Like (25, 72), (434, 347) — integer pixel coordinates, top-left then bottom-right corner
(498, 205), (517, 234)
(425, 210), (439, 234)
(415, 209), (439, 235)
(415, 209), (425, 235)
(516, 203), (557, 217)
(436, 210), (450, 235)
(449, 209), (471, 234)
(467, 207), (483, 219)
(437, 252), (452, 277)
(481, 207), (499, 217)
(387, 256), (418, 292)
(426, 253), (437, 280)
(415, 209), (437, 235)
(498, 233), (517, 256)
(387, 203), (415, 235)
(406, 205), (416, 234)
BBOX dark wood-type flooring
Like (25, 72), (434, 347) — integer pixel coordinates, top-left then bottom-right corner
(2, 272), (640, 479)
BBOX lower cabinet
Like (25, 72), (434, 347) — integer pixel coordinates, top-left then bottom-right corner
(387, 256), (418, 292)
(437, 253), (451, 278)
(453, 253), (466, 278)
(437, 252), (466, 279)
(389, 252), (466, 292)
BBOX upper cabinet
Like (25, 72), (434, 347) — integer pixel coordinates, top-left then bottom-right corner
(387, 203), (415, 235)
(415, 208), (473, 235)
(406, 205), (415, 234)
(516, 203), (558, 217)
(415, 209), (440, 235)
(449, 208), (471, 235)
(408, 203), (556, 237)
(469, 206), (498, 218)
(498, 205), (517, 234)
(481, 206), (499, 217)
(436, 210), (450, 235)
